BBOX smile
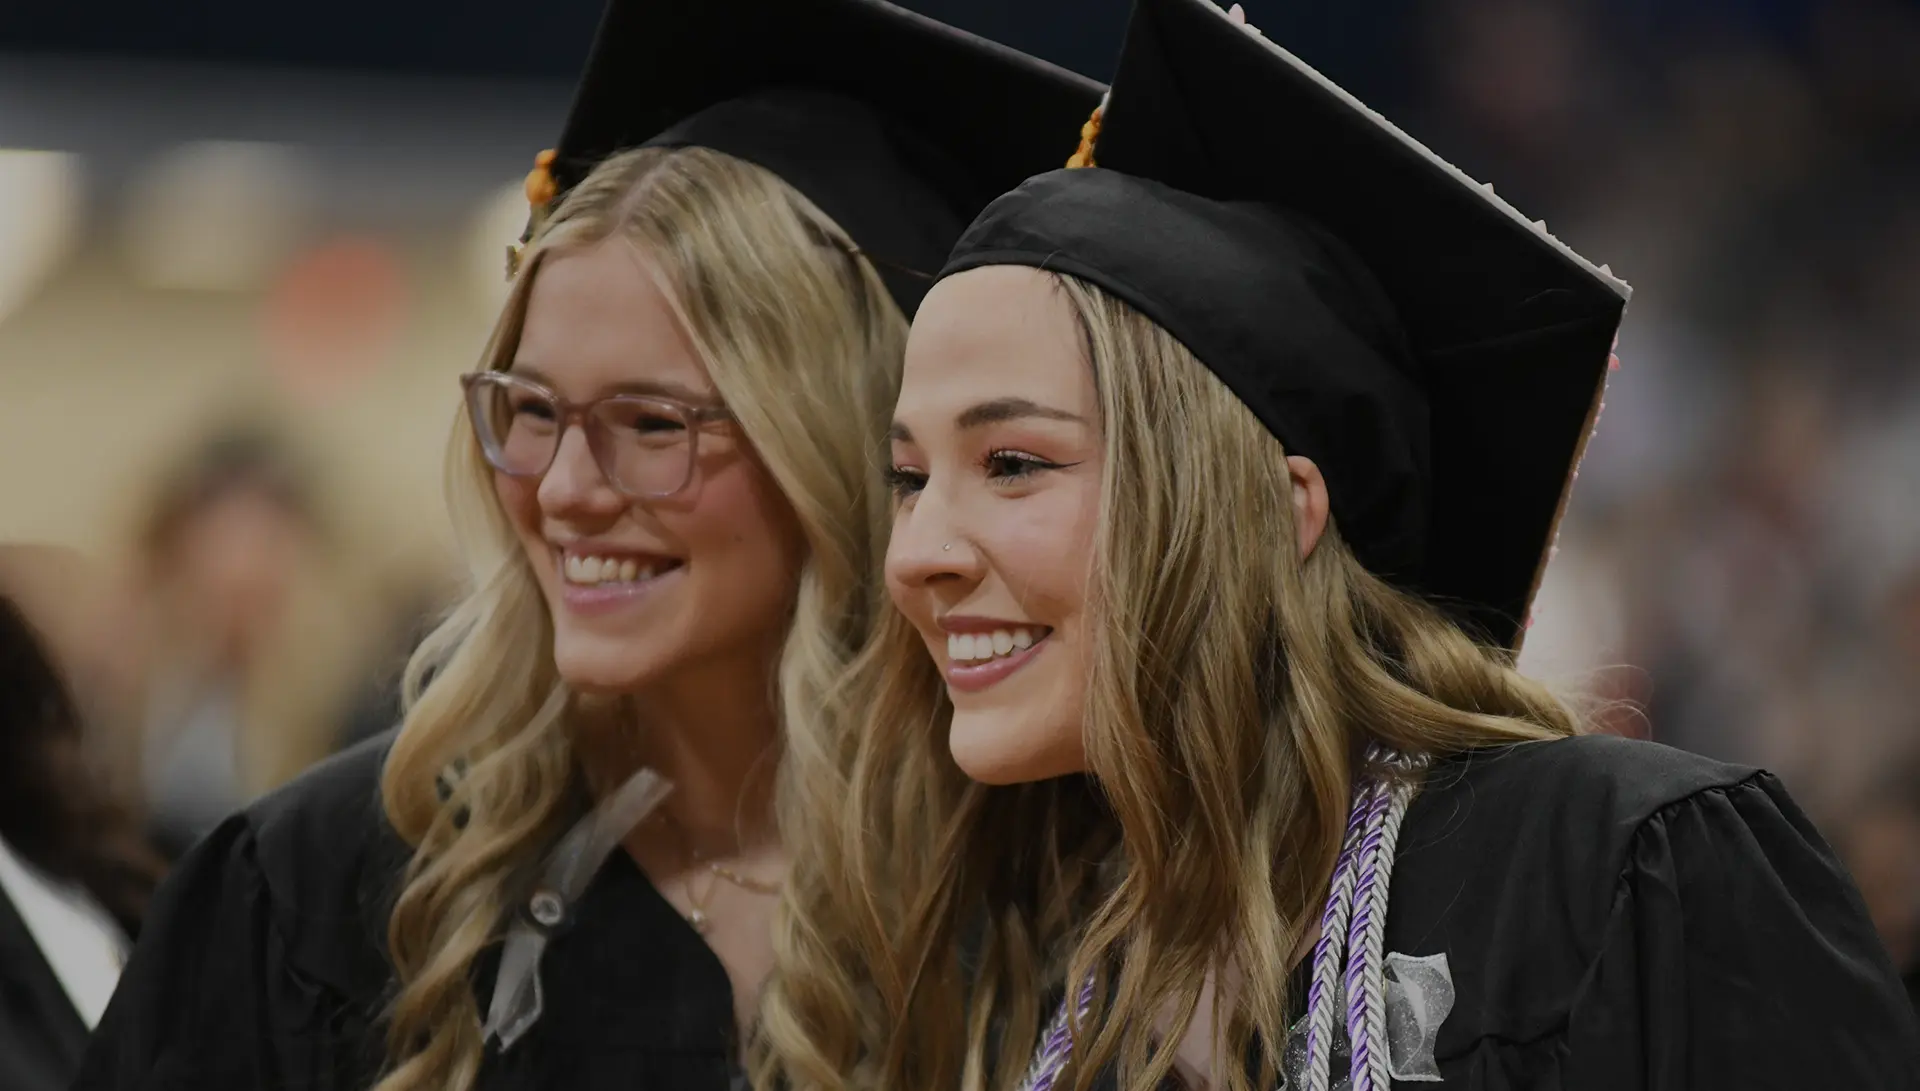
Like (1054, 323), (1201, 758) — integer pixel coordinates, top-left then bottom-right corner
(562, 552), (683, 586)
(947, 626), (1045, 662)
(554, 548), (685, 614)
(943, 625), (1053, 693)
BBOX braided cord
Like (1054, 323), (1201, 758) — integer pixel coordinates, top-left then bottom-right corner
(1342, 766), (1418, 1091)
(1333, 773), (1392, 1089)
(1300, 769), (1377, 1091)
(1019, 975), (1097, 1091)
(1010, 748), (1424, 1091)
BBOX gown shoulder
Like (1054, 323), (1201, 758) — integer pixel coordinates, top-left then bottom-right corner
(71, 731), (404, 1091)
(1387, 734), (1920, 1089)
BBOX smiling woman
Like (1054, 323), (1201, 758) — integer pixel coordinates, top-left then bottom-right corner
(774, 1), (1920, 1089)
(475, 228), (809, 700)
(885, 268), (1105, 785)
(69, 0), (1103, 1088)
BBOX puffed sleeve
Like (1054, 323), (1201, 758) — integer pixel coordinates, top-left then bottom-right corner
(1564, 771), (1920, 1089)
(70, 815), (383, 1091)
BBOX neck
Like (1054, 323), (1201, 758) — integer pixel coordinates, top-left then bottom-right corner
(578, 650), (783, 852)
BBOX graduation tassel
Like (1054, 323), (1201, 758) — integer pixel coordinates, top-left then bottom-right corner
(1066, 94), (1107, 169)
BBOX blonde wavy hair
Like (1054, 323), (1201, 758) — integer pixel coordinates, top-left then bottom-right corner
(372, 145), (907, 1091)
(755, 273), (1579, 1091)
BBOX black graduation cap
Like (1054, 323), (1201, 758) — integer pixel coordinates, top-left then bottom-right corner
(531, 0), (1103, 315)
(941, 0), (1628, 648)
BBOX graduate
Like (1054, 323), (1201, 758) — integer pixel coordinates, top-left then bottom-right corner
(71, 1), (1098, 1089)
(759, 0), (1920, 1088)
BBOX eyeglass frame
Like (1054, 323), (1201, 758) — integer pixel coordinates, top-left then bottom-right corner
(459, 370), (735, 500)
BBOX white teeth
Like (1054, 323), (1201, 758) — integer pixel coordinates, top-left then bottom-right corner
(947, 626), (1045, 663)
(562, 554), (670, 585)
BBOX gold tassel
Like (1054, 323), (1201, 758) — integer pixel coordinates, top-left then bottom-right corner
(1066, 105), (1103, 169)
(505, 149), (559, 280)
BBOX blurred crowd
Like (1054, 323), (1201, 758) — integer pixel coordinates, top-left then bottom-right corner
(1430, 0), (1920, 974)
(16, 427), (427, 860)
(1, 0), (1916, 1015)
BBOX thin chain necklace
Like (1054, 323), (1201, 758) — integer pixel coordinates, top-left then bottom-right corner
(655, 813), (784, 933)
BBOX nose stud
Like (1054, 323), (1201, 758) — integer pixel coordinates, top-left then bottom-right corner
(943, 543), (952, 551)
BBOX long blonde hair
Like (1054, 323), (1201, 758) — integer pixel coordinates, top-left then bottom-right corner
(373, 145), (906, 1091)
(756, 273), (1578, 1091)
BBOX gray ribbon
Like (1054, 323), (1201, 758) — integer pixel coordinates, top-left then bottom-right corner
(481, 767), (674, 1051)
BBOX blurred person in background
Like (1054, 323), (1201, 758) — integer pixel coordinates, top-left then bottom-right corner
(72, 1), (1100, 1089)
(0, 546), (164, 1091)
(106, 426), (391, 860)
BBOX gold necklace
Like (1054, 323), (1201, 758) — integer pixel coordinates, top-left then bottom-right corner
(658, 814), (719, 933)
(656, 815), (785, 931)
(706, 859), (783, 896)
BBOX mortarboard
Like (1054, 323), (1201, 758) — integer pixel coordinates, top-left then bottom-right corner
(527, 0), (1104, 315)
(941, 0), (1629, 648)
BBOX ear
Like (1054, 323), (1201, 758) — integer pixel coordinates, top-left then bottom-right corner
(1286, 455), (1330, 560)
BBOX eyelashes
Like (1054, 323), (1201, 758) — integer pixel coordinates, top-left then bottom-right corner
(883, 466), (927, 499)
(884, 449), (1076, 502)
(981, 449), (1064, 481)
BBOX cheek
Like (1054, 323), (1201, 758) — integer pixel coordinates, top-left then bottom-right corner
(494, 475), (547, 548)
(678, 462), (806, 605)
(984, 486), (1100, 621)
(494, 472), (534, 522)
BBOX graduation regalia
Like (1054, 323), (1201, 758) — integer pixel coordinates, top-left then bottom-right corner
(941, 0), (1920, 1085)
(71, 0), (1100, 1087)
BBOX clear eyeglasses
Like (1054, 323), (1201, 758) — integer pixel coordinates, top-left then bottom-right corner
(461, 371), (733, 500)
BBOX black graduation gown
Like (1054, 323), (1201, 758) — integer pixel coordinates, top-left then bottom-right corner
(1370, 734), (1920, 1087)
(1197, 734), (1911, 1090)
(70, 734), (742, 1091)
(1086, 736), (1918, 1090)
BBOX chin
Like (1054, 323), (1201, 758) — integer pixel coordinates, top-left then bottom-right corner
(948, 711), (1083, 785)
(551, 632), (672, 695)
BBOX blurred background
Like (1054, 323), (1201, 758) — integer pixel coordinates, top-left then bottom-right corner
(1, 0), (1916, 974)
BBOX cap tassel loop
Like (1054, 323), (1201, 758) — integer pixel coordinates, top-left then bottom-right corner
(1066, 99), (1105, 169)
(506, 149), (560, 280)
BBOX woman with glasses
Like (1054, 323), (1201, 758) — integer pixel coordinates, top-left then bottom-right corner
(74, 1), (1098, 1089)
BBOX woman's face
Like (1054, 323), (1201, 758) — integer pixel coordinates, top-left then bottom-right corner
(496, 238), (807, 695)
(886, 266), (1102, 785)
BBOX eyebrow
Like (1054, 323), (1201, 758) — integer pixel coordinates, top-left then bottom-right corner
(507, 361), (718, 405)
(887, 397), (1086, 444)
(890, 395), (1090, 443)
(956, 397), (1085, 430)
